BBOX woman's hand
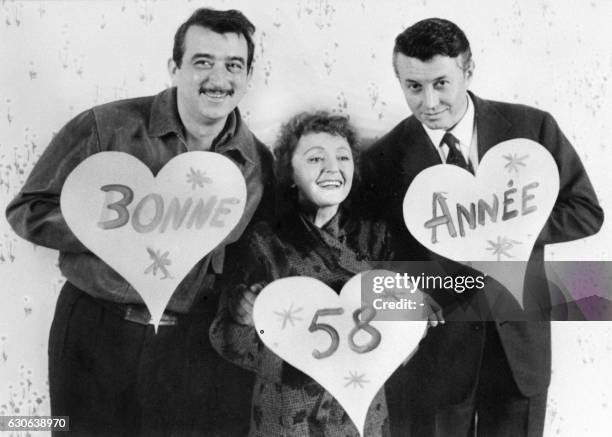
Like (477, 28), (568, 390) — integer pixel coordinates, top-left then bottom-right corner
(229, 282), (266, 326)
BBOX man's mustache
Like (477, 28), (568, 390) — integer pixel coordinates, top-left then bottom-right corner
(199, 87), (235, 96)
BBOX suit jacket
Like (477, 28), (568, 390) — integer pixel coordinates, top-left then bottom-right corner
(360, 92), (604, 398)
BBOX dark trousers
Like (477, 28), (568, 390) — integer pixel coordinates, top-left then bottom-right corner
(49, 282), (253, 437)
(469, 324), (547, 437)
(387, 323), (547, 437)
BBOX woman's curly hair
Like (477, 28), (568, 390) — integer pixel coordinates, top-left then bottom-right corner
(273, 111), (360, 213)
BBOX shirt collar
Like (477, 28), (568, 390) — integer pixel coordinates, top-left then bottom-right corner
(422, 93), (475, 149)
(211, 110), (237, 150)
(149, 87), (256, 165)
(298, 209), (345, 241)
(149, 87), (184, 138)
(214, 107), (256, 165)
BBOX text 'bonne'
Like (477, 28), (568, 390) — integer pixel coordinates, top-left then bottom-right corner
(97, 184), (241, 233)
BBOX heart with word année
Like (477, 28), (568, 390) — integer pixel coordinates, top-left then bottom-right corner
(403, 138), (559, 307)
(61, 151), (246, 328)
(253, 274), (427, 437)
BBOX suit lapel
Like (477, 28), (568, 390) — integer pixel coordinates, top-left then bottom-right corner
(400, 116), (443, 180)
(471, 92), (513, 161)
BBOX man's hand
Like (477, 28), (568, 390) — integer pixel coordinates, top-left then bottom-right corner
(424, 294), (445, 327)
(229, 282), (266, 326)
(400, 294), (445, 366)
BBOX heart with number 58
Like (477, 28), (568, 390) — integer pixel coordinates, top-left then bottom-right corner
(253, 273), (427, 437)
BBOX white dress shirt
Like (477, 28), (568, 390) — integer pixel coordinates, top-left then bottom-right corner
(422, 94), (479, 173)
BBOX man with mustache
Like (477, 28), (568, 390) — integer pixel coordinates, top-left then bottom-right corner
(360, 18), (603, 436)
(6, 8), (273, 436)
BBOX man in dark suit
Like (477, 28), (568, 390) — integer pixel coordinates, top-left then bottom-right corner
(360, 18), (604, 436)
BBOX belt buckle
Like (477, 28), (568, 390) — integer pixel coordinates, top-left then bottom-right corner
(123, 306), (178, 326)
(157, 312), (178, 326)
(124, 306), (149, 325)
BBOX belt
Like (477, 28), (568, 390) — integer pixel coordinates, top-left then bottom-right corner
(96, 299), (180, 326)
(125, 305), (179, 326)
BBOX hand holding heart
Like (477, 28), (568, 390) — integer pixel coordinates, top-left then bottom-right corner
(60, 151), (247, 329)
(230, 282), (265, 326)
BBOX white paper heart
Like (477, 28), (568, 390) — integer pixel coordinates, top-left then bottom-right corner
(253, 273), (427, 437)
(61, 151), (246, 328)
(403, 139), (559, 307)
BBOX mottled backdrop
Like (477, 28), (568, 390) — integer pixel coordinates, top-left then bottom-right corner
(1, 0), (611, 435)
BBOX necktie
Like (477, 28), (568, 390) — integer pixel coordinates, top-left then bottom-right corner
(441, 132), (473, 174)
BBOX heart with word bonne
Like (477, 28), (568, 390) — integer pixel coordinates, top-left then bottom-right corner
(403, 139), (559, 307)
(61, 151), (246, 329)
(253, 274), (427, 437)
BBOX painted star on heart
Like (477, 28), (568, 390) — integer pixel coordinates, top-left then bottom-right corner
(186, 167), (212, 190)
(274, 303), (303, 329)
(344, 370), (370, 389)
(503, 153), (529, 173)
(144, 247), (173, 279)
(486, 236), (522, 261)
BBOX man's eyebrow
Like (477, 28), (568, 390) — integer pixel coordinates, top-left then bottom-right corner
(432, 75), (449, 81)
(226, 56), (246, 64)
(191, 53), (214, 60)
(405, 75), (448, 83)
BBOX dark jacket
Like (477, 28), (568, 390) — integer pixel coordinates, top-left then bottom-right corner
(360, 92), (604, 399)
(210, 211), (392, 436)
(5, 87), (275, 312)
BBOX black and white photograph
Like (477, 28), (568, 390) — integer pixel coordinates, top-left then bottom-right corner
(1, 1), (611, 436)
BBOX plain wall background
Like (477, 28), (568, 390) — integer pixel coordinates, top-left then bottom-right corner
(0, 0), (611, 435)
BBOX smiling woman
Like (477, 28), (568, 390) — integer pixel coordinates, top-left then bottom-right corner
(291, 131), (355, 225)
(277, 112), (357, 226)
(210, 111), (393, 436)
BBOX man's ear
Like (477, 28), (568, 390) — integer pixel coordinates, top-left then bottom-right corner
(247, 64), (254, 84)
(167, 58), (179, 84)
(464, 58), (475, 82)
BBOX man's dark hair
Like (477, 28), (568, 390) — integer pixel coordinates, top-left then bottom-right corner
(393, 18), (472, 70)
(173, 8), (256, 70)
